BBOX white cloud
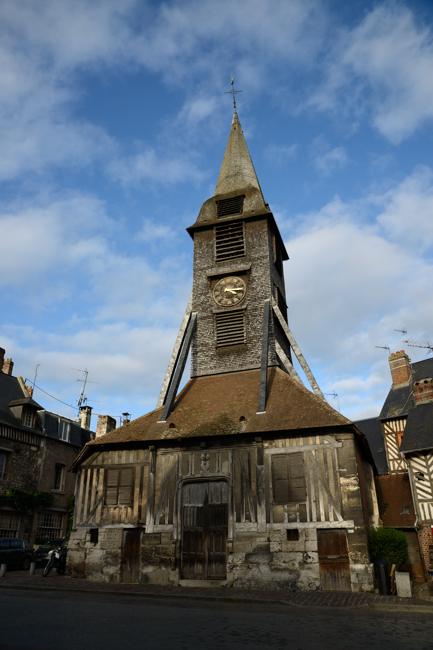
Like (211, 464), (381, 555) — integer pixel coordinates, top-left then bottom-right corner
(108, 147), (206, 186)
(284, 167), (433, 418)
(312, 4), (433, 143)
(312, 139), (348, 175)
(377, 166), (433, 252)
(264, 143), (297, 165)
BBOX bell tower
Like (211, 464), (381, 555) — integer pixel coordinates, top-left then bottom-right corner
(187, 111), (290, 378)
(157, 110), (322, 420)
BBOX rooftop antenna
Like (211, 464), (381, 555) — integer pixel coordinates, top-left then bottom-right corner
(225, 76), (242, 112)
(403, 339), (433, 355)
(375, 345), (391, 353)
(73, 368), (98, 412)
(32, 363), (40, 391)
(324, 391), (340, 412)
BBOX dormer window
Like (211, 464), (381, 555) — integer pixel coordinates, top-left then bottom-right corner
(22, 407), (35, 428)
(216, 195), (244, 218)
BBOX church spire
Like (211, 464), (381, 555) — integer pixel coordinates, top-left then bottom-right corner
(215, 111), (264, 198)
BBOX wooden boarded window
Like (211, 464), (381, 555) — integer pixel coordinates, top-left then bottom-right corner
(216, 195), (244, 218)
(215, 310), (246, 347)
(272, 453), (306, 505)
(215, 221), (245, 261)
(105, 468), (134, 506)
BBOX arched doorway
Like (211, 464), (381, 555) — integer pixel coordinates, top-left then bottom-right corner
(180, 480), (228, 580)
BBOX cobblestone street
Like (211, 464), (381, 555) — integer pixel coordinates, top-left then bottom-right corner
(1, 584), (433, 650)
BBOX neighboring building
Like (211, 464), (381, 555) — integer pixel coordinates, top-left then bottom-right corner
(0, 347), (93, 544)
(69, 110), (378, 592)
(357, 350), (433, 581)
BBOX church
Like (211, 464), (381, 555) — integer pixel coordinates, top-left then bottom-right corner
(68, 108), (378, 592)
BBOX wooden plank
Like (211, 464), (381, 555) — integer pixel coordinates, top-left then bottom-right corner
(160, 312), (197, 421)
(157, 295), (192, 408)
(258, 299), (270, 413)
(272, 299), (324, 398)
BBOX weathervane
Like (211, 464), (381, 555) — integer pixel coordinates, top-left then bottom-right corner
(225, 76), (242, 112)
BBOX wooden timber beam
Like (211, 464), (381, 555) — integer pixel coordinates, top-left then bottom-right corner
(157, 296), (192, 408)
(275, 340), (303, 385)
(159, 312), (197, 422)
(272, 298), (324, 399)
(257, 299), (271, 414)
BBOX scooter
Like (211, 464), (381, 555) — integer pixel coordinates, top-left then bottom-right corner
(43, 544), (67, 576)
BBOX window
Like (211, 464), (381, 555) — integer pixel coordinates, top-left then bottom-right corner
(0, 512), (19, 538)
(216, 195), (244, 218)
(286, 529), (300, 541)
(0, 452), (7, 480)
(36, 511), (63, 542)
(89, 528), (99, 544)
(272, 453), (307, 505)
(215, 310), (246, 347)
(215, 221), (245, 261)
(58, 418), (70, 442)
(104, 468), (134, 506)
(53, 463), (65, 491)
(22, 407), (34, 428)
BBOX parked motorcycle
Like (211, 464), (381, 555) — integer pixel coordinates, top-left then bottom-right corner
(42, 544), (67, 577)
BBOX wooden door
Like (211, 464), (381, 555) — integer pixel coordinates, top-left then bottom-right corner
(181, 481), (228, 580)
(121, 528), (141, 583)
(318, 529), (351, 591)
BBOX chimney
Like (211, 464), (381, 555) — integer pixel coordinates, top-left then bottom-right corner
(122, 412), (131, 425)
(413, 378), (433, 406)
(96, 414), (116, 439)
(79, 405), (92, 430)
(0, 348), (5, 369)
(389, 350), (412, 387)
(2, 358), (14, 376)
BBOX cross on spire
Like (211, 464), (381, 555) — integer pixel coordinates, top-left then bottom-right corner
(225, 76), (242, 112)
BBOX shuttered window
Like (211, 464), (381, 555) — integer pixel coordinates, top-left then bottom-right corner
(272, 453), (306, 505)
(105, 467), (134, 506)
(216, 195), (244, 218)
(215, 310), (246, 347)
(215, 221), (245, 261)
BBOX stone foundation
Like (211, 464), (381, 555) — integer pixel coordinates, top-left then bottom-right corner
(68, 525), (374, 592)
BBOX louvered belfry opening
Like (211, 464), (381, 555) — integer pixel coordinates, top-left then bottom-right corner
(215, 310), (246, 347)
(215, 221), (245, 261)
(216, 195), (244, 218)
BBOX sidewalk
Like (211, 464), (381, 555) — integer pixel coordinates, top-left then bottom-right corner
(1, 571), (433, 613)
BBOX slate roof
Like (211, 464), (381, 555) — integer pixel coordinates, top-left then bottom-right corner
(83, 368), (352, 454)
(0, 372), (27, 426)
(380, 357), (433, 419)
(354, 417), (388, 474)
(400, 402), (433, 454)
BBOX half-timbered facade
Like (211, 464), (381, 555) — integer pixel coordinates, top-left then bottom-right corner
(361, 350), (433, 578)
(69, 111), (377, 592)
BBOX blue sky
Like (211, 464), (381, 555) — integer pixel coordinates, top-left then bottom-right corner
(1, 0), (433, 426)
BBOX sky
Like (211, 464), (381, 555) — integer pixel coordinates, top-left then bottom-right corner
(1, 0), (433, 427)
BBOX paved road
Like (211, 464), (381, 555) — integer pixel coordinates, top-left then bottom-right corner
(1, 589), (433, 650)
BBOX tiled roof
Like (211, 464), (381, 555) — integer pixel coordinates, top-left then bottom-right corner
(86, 367), (351, 449)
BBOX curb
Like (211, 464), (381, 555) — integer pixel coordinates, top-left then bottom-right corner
(1, 581), (433, 613)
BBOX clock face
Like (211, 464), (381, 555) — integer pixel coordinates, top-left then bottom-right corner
(213, 276), (246, 307)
